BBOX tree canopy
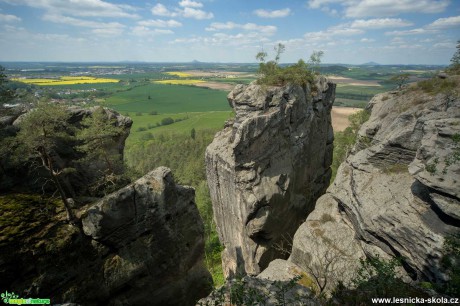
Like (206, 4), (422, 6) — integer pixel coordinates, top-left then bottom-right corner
(255, 44), (319, 89)
(0, 65), (15, 105)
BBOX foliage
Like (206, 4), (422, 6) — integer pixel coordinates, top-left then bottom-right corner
(0, 65), (15, 105)
(390, 73), (410, 89)
(199, 275), (309, 306)
(13, 102), (77, 223)
(161, 117), (174, 126)
(437, 232), (460, 296)
(448, 40), (460, 74)
(255, 44), (315, 89)
(76, 107), (127, 195)
(331, 110), (370, 182)
(125, 130), (224, 285)
(308, 50), (324, 72)
(332, 255), (426, 304)
(416, 77), (458, 95)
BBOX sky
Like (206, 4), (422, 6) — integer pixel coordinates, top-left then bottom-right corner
(0, 0), (459, 64)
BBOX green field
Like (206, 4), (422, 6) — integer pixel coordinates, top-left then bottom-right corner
(124, 111), (233, 145)
(104, 83), (230, 114)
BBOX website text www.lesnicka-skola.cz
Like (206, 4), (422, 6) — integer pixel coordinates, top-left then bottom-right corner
(372, 297), (459, 304)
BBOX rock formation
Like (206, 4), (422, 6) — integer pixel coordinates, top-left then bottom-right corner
(206, 78), (335, 278)
(0, 106), (132, 196)
(273, 78), (460, 291)
(1, 167), (212, 305)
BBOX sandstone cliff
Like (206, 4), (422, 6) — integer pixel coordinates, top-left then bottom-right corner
(267, 77), (460, 291)
(206, 78), (335, 278)
(1, 167), (212, 305)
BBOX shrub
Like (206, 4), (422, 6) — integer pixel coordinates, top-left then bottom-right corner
(161, 117), (174, 126)
(140, 133), (154, 141)
(136, 127), (147, 132)
(149, 110), (158, 115)
(256, 44), (315, 89)
(135, 112), (143, 116)
(438, 232), (460, 296)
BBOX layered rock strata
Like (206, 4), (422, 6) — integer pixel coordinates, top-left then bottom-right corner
(206, 78), (335, 278)
(283, 81), (460, 290)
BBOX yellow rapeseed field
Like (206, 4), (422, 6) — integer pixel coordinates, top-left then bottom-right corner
(164, 72), (193, 78)
(12, 76), (119, 86)
(153, 79), (205, 85)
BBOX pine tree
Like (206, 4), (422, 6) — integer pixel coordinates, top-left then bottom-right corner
(15, 102), (77, 223)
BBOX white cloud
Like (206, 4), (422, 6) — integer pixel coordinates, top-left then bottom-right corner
(346, 0), (449, 17)
(179, 0), (203, 8)
(307, 0), (343, 9)
(305, 24), (363, 42)
(132, 26), (174, 36)
(385, 28), (436, 35)
(182, 7), (213, 19)
(307, 0), (449, 18)
(360, 38), (375, 42)
(350, 18), (413, 29)
(151, 3), (213, 20)
(151, 4), (177, 17)
(138, 19), (182, 28)
(254, 8), (291, 18)
(427, 15), (460, 29)
(92, 28), (123, 36)
(2, 0), (139, 18)
(171, 31), (270, 47)
(43, 13), (125, 30)
(433, 42), (456, 48)
(0, 13), (21, 22)
(206, 22), (277, 35)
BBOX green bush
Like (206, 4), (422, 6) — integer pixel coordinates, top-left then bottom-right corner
(416, 78), (457, 95)
(255, 44), (315, 89)
(332, 255), (428, 304)
(438, 232), (460, 296)
(160, 117), (174, 126)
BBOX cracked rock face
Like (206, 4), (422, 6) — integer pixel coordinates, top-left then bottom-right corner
(206, 79), (335, 278)
(286, 85), (460, 290)
(81, 167), (212, 305)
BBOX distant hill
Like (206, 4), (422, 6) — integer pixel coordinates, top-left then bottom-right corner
(361, 61), (380, 66)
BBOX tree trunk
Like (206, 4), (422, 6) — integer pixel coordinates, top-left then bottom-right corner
(40, 148), (78, 225)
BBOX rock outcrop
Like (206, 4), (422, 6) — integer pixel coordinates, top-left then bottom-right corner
(278, 80), (460, 291)
(0, 106), (132, 196)
(1, 167), (212, 305)
(206, 78), (335, 278)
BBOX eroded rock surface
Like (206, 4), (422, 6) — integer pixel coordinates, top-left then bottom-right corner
(283, 84), (460, 291)
(206, 78), (335, 278)
(2, 167), (212, 306)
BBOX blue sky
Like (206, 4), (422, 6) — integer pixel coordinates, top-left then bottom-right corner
(0, 0), (459, 64)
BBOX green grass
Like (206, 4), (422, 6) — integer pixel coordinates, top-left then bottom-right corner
(104, 83), (230, 114)
(125, 111), (232, 146)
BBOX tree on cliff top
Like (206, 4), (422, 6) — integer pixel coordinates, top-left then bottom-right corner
(448, 40), (460, 74)
(76, 106), (126, 194)
(14, 102), (78, 224)
(255, 44), (316, 89)
(0, 65), (15, 105)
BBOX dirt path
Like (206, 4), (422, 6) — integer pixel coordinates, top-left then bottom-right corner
(331, 107), (361, 132)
